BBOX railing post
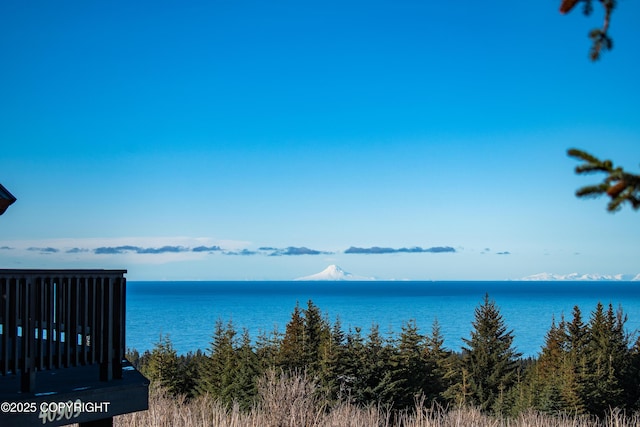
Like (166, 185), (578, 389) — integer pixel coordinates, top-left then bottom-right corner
(20, 275), (36, 392)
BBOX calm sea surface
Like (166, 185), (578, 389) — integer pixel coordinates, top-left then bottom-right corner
(126, 281), (640, 358)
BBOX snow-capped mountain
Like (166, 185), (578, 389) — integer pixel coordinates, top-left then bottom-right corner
(294, 265), (375, 281)
(522, 272), (638, 281)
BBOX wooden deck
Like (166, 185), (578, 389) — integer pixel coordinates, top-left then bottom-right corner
(0, 270), (149, 426)
(0, 360), (148, 427)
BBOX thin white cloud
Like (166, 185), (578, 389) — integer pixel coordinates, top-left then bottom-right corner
(344, 246), (456, 254)
(0, 237), (250, 265)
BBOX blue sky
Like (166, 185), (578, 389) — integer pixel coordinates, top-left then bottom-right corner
(1, 0), (639, 280)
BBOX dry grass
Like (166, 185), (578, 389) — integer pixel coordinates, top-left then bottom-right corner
(111, 371), (640, 427)
(393, 405), (640, 427)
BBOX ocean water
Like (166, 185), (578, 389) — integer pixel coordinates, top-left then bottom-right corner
(126, 281), (640, 358)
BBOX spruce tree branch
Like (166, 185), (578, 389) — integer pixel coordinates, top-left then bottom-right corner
(559, 0), (616, 60)
(568, 148), (600, 164)
(601, 0), (613, 35)
(568, 148), (640, 212)
(589, 0), (615, 60)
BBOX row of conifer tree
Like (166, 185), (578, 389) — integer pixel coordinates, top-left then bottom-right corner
(127, 294), (640, 417)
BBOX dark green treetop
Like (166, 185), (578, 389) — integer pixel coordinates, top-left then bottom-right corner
(143, 334), (180, 394)
(277, 302), (306, 370)
(460, 294), (522, 414)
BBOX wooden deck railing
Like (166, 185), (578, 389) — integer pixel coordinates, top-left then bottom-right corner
(0, 269), (148, 427)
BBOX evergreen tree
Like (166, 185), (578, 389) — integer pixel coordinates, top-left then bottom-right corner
(363, 323), (399, 406)
(563, 305), (589, 413)
(423, 318), (452, 404)
(303, 299), (329, 374)
(514, 315), (581, 415)
(393, 319), (427, 408)
(342, 326), (365, 404)
(583, 302), (628, 415)
(460, 294), (521, 414)
(277, 302), (306, 370)
(605, 304), (630, 391)
(567, 306), (589, 354)
(442, 352), (471, 407)
(319, 317), (348, 401)
(535, 316), (569, 413)
(341, 324), (398, 406)
(167, 350), (206, 398)
(144, 334), (181, 395)
(626, 337), (640, 409)
(510, 362), (540, 415)
(232, 328), (261, 409)
(197, 319), (238, 403)
(197, 321), (261, 407)
(255, 325), (282, 371)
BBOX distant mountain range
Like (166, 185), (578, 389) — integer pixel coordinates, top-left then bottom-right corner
(295, 266), (640, 281)
(522, 272), (640, 281)
(294, 265), (375, 281)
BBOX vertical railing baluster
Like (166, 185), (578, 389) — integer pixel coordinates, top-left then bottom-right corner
(99, 276), (112, 381)
(113, 276), (125, 379)
(10, 278), (19, 375)
(89, 276), (97, 365)
(35, 277), (44, 371)
(70, 277), (77, 366)
(20, 275), (36, 392)
(45, 277), (54, 370)
(1, 278), (8, 375)
(79, 276), (88, 365)
(55, 277), (63, 369)
(17, 278), (26, 378)
(62, 276), (71, 368)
